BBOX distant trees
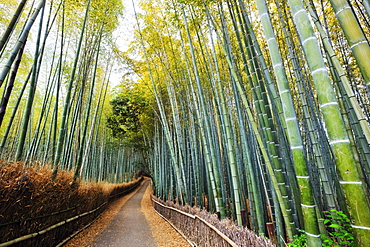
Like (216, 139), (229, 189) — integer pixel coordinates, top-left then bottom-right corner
(107, 95), (146, 138)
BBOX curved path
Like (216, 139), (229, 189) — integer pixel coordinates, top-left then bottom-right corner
(91, 180), (155, 247)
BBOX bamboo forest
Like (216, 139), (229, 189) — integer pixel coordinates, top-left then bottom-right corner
(0, 0), (370, 246)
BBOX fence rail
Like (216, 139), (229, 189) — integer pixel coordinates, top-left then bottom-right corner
(152, 198), (238, 247)
(0, 177), (143, 247)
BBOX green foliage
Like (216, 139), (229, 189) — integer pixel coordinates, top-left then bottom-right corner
(106, 95), (145, 138)
(0, 1), (24, 29)
(105, 82), (156, 151)
(90, 0), (123, 32)
(289, 210), (355, 246)
(319, 210), (355, 247)
(288, 230), (307, 247)
(63, 0), (123, 35)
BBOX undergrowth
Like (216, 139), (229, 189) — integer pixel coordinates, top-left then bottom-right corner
(288, 209), (355, 247)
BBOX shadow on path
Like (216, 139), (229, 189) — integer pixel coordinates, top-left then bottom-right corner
(91, 180), (155, 247)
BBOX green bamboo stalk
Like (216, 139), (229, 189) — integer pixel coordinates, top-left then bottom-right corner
(231, 76), (265, 233)
(0, 0), (28, 57)
(254, 0), (321, 244)
(52, 0), (92, 180)
(224, 2), (297, 237)
(203, 7), (243, 225)
(50, 8), (64, 163)
(0, 0), (45, 89)
(328, 0), (370, 93)
(189, 9), (230, 216)
(305, 0), (370, 148)
(15, 1), (46, 161)
(80, 75), (110, 181)
(364, 0), (370, 17)
(273, 0), (338, 215)
(132, 0), (186, 204)
(236, 0), (285, 131)
(0, 69), (30, 154)
(287, 0), (370, 244)
(0, 39), (27, 126)
(176, 3), (225, 216)
(306, 0), (370, 196)
(74, 25), (104, 181)
(204, 4), (294, 240)
(25, 3), (61, 162)
(153, 23), (189, 201)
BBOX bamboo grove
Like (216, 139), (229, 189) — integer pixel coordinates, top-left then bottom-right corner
(1, 0), (370, 246)
(0, 0), (141, 184)
(127, 0), (370, 245)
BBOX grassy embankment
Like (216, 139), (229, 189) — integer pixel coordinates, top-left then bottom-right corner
(0, 162), (142, 247)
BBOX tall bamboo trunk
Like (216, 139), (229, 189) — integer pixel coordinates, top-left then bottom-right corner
(287, 0), (370, 244)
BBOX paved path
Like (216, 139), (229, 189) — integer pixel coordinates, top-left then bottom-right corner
(91, 180), (155, 247)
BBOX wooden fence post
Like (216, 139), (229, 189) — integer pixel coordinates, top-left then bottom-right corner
(241, 209), (248, 227)
(266, 222), (277, 245)
(246, 198), (252, 229)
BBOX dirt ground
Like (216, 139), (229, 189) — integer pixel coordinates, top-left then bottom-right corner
(65, 178), (189, 247)
(141, 181), (190, 247)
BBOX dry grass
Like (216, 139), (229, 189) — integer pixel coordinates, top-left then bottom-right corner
(0, 162), (142, 247)
(154, 198), (276, 247)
